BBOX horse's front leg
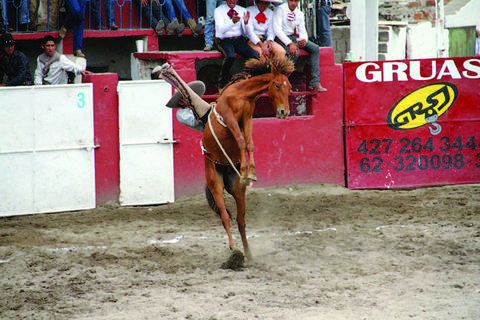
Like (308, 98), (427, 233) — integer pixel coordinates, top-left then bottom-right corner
(224, 116), (249, 185)
(243, 118), (257, 182)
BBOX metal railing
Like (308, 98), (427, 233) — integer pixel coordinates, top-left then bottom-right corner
(0, 0), (202, 33)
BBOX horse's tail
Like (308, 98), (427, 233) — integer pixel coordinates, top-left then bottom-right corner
(205, 185), (232, 219)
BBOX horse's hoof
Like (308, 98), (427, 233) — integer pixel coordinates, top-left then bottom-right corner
(221, 249), (245, 270)
(247, 173), (257, 181)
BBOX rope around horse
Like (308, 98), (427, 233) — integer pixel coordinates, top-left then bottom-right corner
(208, 105), (242, 179)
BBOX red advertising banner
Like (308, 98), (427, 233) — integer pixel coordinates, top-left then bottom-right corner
(344, 57), (480, 189)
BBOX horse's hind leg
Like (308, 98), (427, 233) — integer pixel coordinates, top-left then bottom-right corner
(205, 159), (236, 251)
(225, 171), (252, 260)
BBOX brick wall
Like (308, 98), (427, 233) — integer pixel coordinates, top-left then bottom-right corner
(331, 26), (350, 63)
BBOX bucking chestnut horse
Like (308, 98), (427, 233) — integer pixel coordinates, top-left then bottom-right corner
(202, 55), (294, 259)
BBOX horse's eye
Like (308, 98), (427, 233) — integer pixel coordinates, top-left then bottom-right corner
(275, 84), (280, 90)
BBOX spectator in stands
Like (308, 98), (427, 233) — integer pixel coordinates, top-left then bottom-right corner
(315, 0), (332, 47)
(273, 0), (327, 92)
(0, 0), (6, 33)
(0, 33), (32, 86)
(2, 0), (32, 31)
(34, 35), (92, 85)
(246, 0), (285, 57)
(202, 0), (216, 51)
(59, 0), (88, 58)
(91, 0), (119, 30)
(163, 0), (203, 37)
(215, 0), (259, 88)
(28, 0), (56, 31)
(134, 0), (169, 36)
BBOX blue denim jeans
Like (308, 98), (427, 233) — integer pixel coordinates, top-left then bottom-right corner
(316, 5), (332, 47)
(90, 0), (116, 27)
(163, 0), (192, 21)
(204, 0), (216, 47)
(2, 0), (29, 25)
(65, 0), (86, 51)
(217, 37), (259, 88)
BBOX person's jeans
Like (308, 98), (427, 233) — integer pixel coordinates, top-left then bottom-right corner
(136, 0), (168, 28)
(316, 5), (331, 47)
(217, 37), (259, 88)
(90, 0), (116, 27)
(2, 0), (30, 26)
(163, 0), (192, 21)
(276, 35), (320, 88)
(204, 0), (216, 47)
(65, 0), (86, 51)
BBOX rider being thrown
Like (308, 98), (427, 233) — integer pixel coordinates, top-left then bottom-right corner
(152, 63), (212, 132)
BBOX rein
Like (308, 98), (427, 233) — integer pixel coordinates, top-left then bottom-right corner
(207, 105), (242, 178)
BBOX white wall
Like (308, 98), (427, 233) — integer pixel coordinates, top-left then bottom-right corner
(445, 0), (480, 29)
(406, 21), (449, 59)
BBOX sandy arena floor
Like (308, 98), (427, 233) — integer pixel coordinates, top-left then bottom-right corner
(1, 183), (479, 319)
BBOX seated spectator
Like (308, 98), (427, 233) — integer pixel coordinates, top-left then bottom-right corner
(246, 0), (285, 57)
(91, 0), (119, 30)
(0, 33), (32, 86)
(163, 0), (203, 37)
(273, 0), (327, 92)
(134, 0), (170, 36)
(34, 35), (92, 85)
(215, 0), (259, 88)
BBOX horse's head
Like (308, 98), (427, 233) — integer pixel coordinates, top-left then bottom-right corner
(268, 62), (293, 119)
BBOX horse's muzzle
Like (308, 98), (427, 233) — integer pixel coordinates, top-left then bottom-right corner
(276, 107), (290, 119)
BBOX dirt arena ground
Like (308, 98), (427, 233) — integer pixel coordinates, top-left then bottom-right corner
(1, 183), (479, 320)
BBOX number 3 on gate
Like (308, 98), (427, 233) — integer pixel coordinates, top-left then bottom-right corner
(77, 92), (85, 108)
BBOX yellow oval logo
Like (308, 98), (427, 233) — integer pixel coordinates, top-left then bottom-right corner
(387, 82), (457, 130)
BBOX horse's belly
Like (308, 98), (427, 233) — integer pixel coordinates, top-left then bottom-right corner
(202, 129), (242, 164)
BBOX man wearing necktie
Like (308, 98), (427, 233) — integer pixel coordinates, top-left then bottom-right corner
(273, 0), (327, 92)
(214, 0), (259, 89)
(245, 0), (285, 57)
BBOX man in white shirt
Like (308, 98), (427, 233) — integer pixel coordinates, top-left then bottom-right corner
(214, 0), (259, 88)
(34, 35), (92, 85)
(246, 0), (285, 57)
(273, 0), (327, 92)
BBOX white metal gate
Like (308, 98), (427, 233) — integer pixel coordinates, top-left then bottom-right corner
(117, 80), (174, 205)
(0, 85), (96, 217)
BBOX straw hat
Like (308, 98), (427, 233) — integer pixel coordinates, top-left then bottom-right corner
(166, 81), (206, 108)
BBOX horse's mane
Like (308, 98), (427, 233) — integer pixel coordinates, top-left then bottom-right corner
(219, 55), (295, 96)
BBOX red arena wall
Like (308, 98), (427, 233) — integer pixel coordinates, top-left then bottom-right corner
(154, 48), (346, 197)
(84, 53), (479, 204)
